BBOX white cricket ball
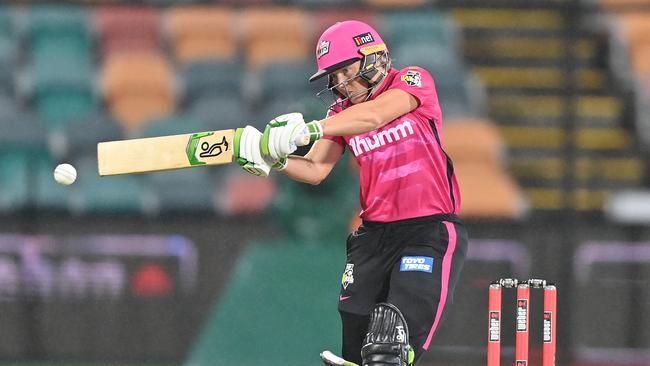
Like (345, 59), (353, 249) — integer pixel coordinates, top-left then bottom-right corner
(53, 163), (77, 186)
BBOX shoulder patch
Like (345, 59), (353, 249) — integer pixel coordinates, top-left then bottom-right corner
(400, 70), (422, 87)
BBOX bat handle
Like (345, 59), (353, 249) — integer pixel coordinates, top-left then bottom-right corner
(294, 132), (311, 147)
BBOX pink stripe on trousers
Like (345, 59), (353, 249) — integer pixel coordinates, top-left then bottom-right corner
(422, 220), (457, 350)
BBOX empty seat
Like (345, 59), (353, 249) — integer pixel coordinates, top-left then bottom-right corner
(27, 5), (91, 63)
(139, 114), (207, 138)
(0, 104), (47, 148)
(181, 60), (242, 102)
(380, 10), (461, 52)
(241, 8), (310, 68)
(187, 95), (247, 130)
(166, 7), (236, 63)
(95, 6), (162, 58)
(62, 113), (124, 159)
(313, 9), (380, 41)
(144, 167), (216, 213)
(363, 0), (427, 7)
(0, 151), (29, 212)
(0, 6), (14, 38)
(455, 163), (525, 219)
(0, 8), (16, 96)
(68, 157), (147, 215)
(258, 61), (313, 100)
(444, 118), (505, 170)
(617, 13), (650, 77)
(34, 154), (71, 211)
(218, 168), (276, 216)
(102, 52), (176, 132)
(30, 60), (96, 130)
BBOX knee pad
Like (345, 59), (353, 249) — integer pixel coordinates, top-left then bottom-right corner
(361, 303), (414, 366)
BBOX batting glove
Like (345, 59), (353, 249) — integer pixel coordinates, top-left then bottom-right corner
(233, 126), (271, 177)
(260, 112), (323, 162)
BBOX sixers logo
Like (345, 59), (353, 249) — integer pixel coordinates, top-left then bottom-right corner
(317, 40), (330, 59)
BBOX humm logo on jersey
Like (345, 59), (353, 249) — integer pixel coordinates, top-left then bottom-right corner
(400, 256), (434, 273)
(349, 120), (415, 157)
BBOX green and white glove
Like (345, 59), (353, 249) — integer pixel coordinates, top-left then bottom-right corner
(233, 126), (271, 177)
(260, 112), (324, 163)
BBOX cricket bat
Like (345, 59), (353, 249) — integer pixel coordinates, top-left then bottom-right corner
(97, 129), (309, 176)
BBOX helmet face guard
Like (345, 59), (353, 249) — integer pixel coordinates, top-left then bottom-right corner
(315, 48), (391, 111)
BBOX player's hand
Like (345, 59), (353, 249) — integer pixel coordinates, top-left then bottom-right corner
(260, 112), (324, 161)
(233, 126), (271, 177)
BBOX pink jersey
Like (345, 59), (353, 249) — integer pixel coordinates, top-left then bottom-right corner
(324, 66), (461, 222)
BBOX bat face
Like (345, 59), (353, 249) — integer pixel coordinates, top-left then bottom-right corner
(98, 129), (235, 176)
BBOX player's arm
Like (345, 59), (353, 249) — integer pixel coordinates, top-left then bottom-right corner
(319, 88), (419, 136)
(282, 138), (344, 185)
(260, 90), (419, 162)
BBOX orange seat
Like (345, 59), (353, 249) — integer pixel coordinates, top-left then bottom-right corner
(166, 6), (237, 63)
(444, 118), (505, 170)
(240, 8), (310, 68)
(455, 162), (525, 219)
(95, 6), (162, 58)
(362, 0), (427, 7)
(102, 52), (175, 132)
(313, 10), (380, 43)
(600, 0), (650, 13)
(219, 171), (276, 215)
(444, 118), (526, 219)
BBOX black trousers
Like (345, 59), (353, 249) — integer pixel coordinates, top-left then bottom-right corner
(337, 214), (468, 365)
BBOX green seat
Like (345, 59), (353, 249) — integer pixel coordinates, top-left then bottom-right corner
(392, 45), (481, 118)
(185, 239), (344, 366)
(0, 151), (29, 212)
(34, 88), (96, 130)
(188, 95), (247, 130)
(270, 153), (359, 243)
(140, 114), (208, 138)
(0, 37), (16, 95)
(144, 168), (215, 213)
(182, 60), (242, 102)
(258, 61), (313, 101)
(28, 6), (91, 62)
(69, 157), (146, 215)
(63, 113), (123, 158)
(31, 59), (96, 130)
(0, 106), (47, 147)
(0, 6), (14, 39)
(34, 155), (71, 211)
(380, 11), (461, 52)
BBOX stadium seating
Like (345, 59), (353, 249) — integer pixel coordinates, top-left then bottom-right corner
(95, 7), (162, 58)
(240, 8), (311, 68)
(444, 118), (526, 219)
(61, 113), (124, 159)
(166, 7), (237, 63)
(0, 7), (15, 97)
(68, 157), (147, 215)
(0, 152), (30, 212)
(217, 168), (277, 215)
(101, 52), (176, 132)
(186, 94), (247, 130)
(26, 6), (96, 129)
(312, 9), (379, 39)
(180, 60), (242, 102)
(380, 10), (461, 53)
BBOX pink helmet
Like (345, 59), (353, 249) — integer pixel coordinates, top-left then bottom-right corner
(309, 20), (388, 82)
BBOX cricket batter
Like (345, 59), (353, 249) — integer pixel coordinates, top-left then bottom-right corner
(234, 20), (469, 366)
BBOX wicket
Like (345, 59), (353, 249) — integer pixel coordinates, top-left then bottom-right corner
(487, 278), (557, 366)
